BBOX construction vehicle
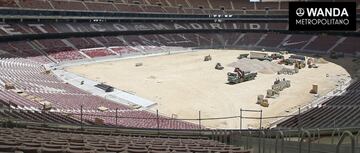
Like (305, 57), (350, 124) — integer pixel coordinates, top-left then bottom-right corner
(204, 55), (212, 61)
(307, 58), (318, 68)
(278, 58), (296, 65)
(270, 53), (284, 60)
(294, 60), (306, 69)
(289, 55), (306, 61)
(237, 54), (249, 59)
(227, 68), (257, 84)
(249, 52), (272, 61)
(215, 63), (224, 70)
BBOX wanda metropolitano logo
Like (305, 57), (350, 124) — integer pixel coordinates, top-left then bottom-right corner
(289, 2), (356, 31)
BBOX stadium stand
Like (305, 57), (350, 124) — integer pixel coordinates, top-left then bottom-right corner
(231, 0), (255, 10)
(209, 0), (232, 10)
(234, 33), (264, 47)
(0, 0), (296, 14)
(48, 50), (85, 62)
(81, 48), (115, 58)
(279, 34), (313, 51)
(0, 127), (252, 153)
(166, 0), (190, 8)
(304, 35), (341, 53)
(142, 5), (165, 12)
(0, 109), (85, 125)
(85, 1), (119, 12)
(255, 2), (279, 10)
(50, 0), (88, 11)
(147, 0), (170, 6)
(332, 37), (360, 54)
(0, 57), (199, 129)
(277, 80), (360, 129)
(0, 1), (359, 152)
(18, 0), (53, 9)
(0, 0), (18, 7)
(257, 33), (288, 48)
(0, 32), (359, 63)
(0, 22), (295, 36)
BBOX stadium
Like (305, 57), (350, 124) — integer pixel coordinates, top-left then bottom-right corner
(0, 0), (359, 153)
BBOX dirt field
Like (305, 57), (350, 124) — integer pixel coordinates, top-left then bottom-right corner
(65, 49), (352, 129)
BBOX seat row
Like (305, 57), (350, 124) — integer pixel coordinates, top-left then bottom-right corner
(0, 127), (251, 153)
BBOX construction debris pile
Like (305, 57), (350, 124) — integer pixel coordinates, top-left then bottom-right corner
(215, 63), (224, 70)
(204, 55), (212, 61)
(256, 78), (291, 107)
(266, 78), (291, 98)
(278, 68), (299, 75)
(228, 58), (284, 74)
(257, 95), (269, 107)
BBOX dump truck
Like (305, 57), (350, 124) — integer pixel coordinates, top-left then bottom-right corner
(237, 54), (249, 59)
(307, 58), (318, 68)
(294, 60), (306, 69)
(278, 58), (296, 65)
(249, 52), (272, 61)
(227, 68), (257, 84)
(270, 53), (284, 60)
(289, 55), (306, 61)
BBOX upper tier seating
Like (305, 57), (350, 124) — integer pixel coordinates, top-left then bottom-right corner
(255, 2), (279, 10)
(166, 0), (189, 8)
(18, 0), (53, 9)
(147, 0), (170, 6)
(0, 0), (18, 7)
(142, 5), (164, 12)
(0, 0), (358, 16)
(0, 22), (292, 37)
(0, 31), (358, 64)
(231, 0), (255, 10)
(84, 1), (118, 12)
(188, 0), (211, 9)
(50, 0), (88, 10)
(209, 0), (232, 10)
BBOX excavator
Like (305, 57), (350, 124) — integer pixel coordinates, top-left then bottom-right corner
(227, 68), (257, 84)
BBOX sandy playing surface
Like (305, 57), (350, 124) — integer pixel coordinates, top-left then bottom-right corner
(65, 49), (352, 129)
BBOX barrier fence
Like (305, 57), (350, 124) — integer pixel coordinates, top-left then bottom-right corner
(56, 106), (301, 130)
